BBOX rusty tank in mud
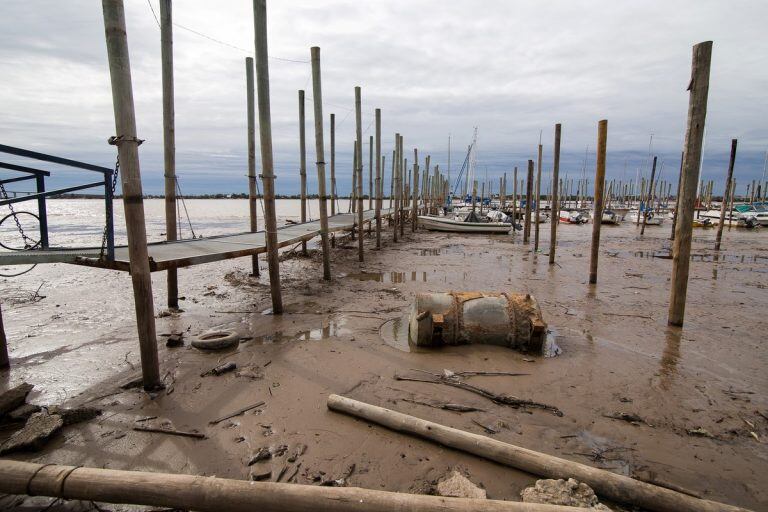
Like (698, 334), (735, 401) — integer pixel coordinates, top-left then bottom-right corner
(408, 291), (547, 353)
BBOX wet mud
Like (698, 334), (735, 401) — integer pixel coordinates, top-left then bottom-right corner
(1, 219), (767, 510)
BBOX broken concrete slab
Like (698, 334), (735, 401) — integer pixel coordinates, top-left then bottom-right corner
(521, 478), (611, 510)
(0, 410), (63, 455)
(8, 403), (41, 421)
(0, 382), (34, 416)
(436, 470), (487, 499)
(49, 406), (102, 426)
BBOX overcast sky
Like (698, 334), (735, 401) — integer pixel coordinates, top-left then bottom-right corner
(1, 0), (766, 196)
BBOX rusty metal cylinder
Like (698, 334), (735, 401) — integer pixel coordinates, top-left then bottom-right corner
(408, 291), (547, 353)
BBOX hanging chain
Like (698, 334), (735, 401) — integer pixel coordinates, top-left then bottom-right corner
(99, 154), (120, 260)
(0, 180), (36, 249)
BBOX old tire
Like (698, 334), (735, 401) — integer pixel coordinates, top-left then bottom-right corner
(191, 330), (240, 350)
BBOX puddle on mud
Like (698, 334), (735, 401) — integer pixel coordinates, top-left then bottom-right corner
(623, 251), (764, 263)
(417, 244), (465, 257)
(343, 271), (428, 283)
(250, 317), (351, 344)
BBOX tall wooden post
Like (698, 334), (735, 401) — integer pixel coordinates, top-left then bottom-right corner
(245, 58), (260, 276)
(330, 113), (336, 216)
(412, 149), (419, 232)
(159, 0), (178, 308)
(369, 135), (373, 210)
(102, 0), (160, 390)
(393, 136), (400, 242)
(390, 149), (395, 210)
(641, 157), (657, 236)
(253, 0), (282, 314)
(669, 41), (712, 327)
(298, 90), (308, 255)
(355, 87), (364, 261)
(524, 161), (533, 243)
(400, 149), (406, 237)
(351, 146), (356, 214)
(549, 124), (562, 265)
(589, 120), (608, 284)
(471, 180), (478, 212)
(534, 143), (543, 251)
(670, 152), (684, 240)
(309, 48), (331, 280)
(375, 109), (382, 248)
(714, 139), (737, 251)
(512, 167), (518, 228)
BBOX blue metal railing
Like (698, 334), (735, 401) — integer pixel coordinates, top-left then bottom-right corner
(0, 144), (115, 260)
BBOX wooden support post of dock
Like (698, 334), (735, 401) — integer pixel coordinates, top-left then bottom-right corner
(641, 156), (657, 236)
(534, 144), (543, 251)
(549, 124), (562, 265)
(310, 47), (331, 280)
(375, 109), (382, 248)
(160, 0), (178, 308)
(0, 304), (8, 369)
(512, 167), (518, 229)
(245, 58), (260, 276)
(472, 180), (478, 212)
(253, 0), (282, 314)
(714, 139), (737, 251)
(669, 41), (712, 327)
(589, 120), (608, 285)
(355, 87), (364, 261)
(298, 89), (308, 255)
(394, 136), (400, 241)
(102, 0), (160, 390)
(400, 150), (406, 237)
(524, 161), (534, 243)
(412, 149), (419, 232)
(369, 135), (373, 210)
(423, 156), (431, 215)
(330, 113), (336, 216)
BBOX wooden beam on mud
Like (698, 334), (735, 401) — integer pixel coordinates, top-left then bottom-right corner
(253, 0), (283, 314)
(589, 120), (607, 285)
(310, 47), (331, 280)
(668, 41), (713, 327)
(101, 0), (160, 390)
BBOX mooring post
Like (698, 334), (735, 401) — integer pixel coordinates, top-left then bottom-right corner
(412, 149), (419, 232)
(102, 0), (160, 390)
(549, 124), (562, 265)
(298, 90), (308, 255)
(589, 120), (608, 285)
(390, 148), (395, 210)
(354, 87), (364, 261)
(400, 148), (406, 237)
(330, 113), (336, 216)
(393, 137), (400, 241)
(159, 0), (178, 307)
(512, 167), (518, 229)
(375, 109), (382, 248)
(253, 0), (282, 314)
(472, 180), (478, 212)
(524, 161), (534, 243)
(369, 135), (373, 210)
(245, 58), (260, 276)
(636, 178), (645, 226)
(351, 143), (357, 215)
(309, 48), (331, 279)
(669, 41), (712, 327)
(534, 143), (543, 251)
(641, 156), (657, 236)
(714, 139), (737, 251)
(0, 303), (8, 369)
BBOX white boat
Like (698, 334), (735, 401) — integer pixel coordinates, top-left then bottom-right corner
(625, 209), (663, 225)
(558, 210), (589, 224)
(419, 214), (512, 233)
(699, 208), (760, 228)
(600, 209), (622, 225)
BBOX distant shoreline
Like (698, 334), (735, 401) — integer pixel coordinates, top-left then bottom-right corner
(48, 194), (381, 200)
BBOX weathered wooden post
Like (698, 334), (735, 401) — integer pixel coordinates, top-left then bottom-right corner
(159, 0), (178, 308)
(245, 58), (260, 276)
(310, 47), (331, 280)
(412, 149), (419, 231)
(549, 124), (562, 265)
(330, 113), (336, 216)
(102, 0), (160, 389)
(354, 91), (364, 260)
(253, 0), (282, 314)
(728, 178), (736, 231)
(512, 167), (518, 228)
(351, 145), (357, 214)
(390, 148), (395, 210)
(369, 135), (373, 210)
(714, 139), (737, 251)
(523, 161), (533, 243)
(669, 41), (712, 327)
(375, 109), (382, 248)
(534, 143), (543, 251)
(0, 304), (8, 368)
(589, 120), (608, 284)
(641, 157), (657, 236)
(472, 180), (478, 212)
(298, 89), (308, 255)
(393, 137), (400, 241)
(400, 146), (406, 237)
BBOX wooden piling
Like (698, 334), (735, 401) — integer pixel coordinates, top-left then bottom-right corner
(369, 135), (373, 210)
(330, 113), (336, 216)
(472, 180), (478, 212)
(589, 120), (608, 285)
(253, 0), (282, 314)
(0, 304), (8, 368)
(641, 157), (657, 236)
(668, 41), (712, 327)
(534, 143), (543, 251)
(298, 89), (308, 256)
(523, 161), (533, 243)
(375, 109), (382, 248)
(159, 0), (178, 308)
(310, 47), (331, 280)
(714, 139), (737, 251)
(512, 167), (518, 228)
(245, 58), (260, 276)
(102, 0), (160, 389)
(393, 135), (400, 242)
(412, 149), (419, 232)
(549, 124), (561, 265)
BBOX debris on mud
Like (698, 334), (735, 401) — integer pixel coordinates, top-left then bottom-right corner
(0, 382), (34, 416)
(0, 410), (63, 454)
(521, 478), (611, 510)
(436, 470), (487, 499)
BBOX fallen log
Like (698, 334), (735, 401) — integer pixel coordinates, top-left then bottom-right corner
(0, 459), (583, 512)
(209, 401), (265, 424)
(327, 394), (750, 512)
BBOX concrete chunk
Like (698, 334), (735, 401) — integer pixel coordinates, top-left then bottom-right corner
(436, 470), (486, 499)
(0, 382), (34, 416)
(521, 478), (611, 510)
(0, 410), (64, 454)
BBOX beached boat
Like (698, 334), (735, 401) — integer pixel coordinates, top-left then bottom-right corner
(601, 209), (622, 224)
(699, 208), (760, 228)
(625, 209), (663, 225)
(558, 210), (589, 224)
(419, 212), (512, 233)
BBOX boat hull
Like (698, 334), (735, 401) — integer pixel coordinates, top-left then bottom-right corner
(418, 216), (512, 233)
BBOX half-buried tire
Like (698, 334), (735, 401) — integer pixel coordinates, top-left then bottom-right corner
(191, 330), (240, 350)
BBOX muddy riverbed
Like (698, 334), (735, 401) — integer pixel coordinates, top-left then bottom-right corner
(1, 217), (767, 510)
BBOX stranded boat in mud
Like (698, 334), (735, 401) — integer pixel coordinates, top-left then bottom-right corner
(625, 209), (664, 225)
(418, 212), (513, 233)
(600, 209), (622, 224)
(558, 210), (589, 224)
